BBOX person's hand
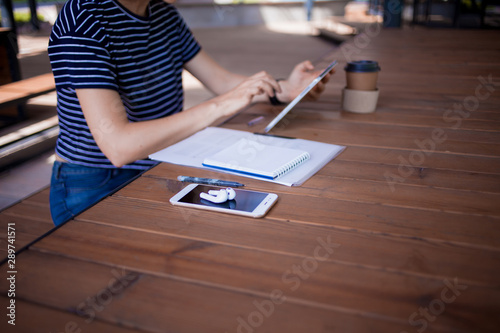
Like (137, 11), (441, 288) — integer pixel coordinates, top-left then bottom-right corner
(277, 60), (335, 103)
(214, 71), (281, 117)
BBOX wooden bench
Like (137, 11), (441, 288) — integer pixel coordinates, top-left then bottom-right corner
(0, 73), (56, 113)
(0, 73), (58, 169)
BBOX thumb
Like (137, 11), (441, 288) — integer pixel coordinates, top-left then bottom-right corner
(297, 60), (314, 72)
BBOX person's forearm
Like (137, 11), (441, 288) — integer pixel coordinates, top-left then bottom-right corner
(185, 50), (246, 95)
(185, 50), (287, 105)
(78, 70), (282, 167)
(85, 84), (261, 167)
(217, 72), (288, 105)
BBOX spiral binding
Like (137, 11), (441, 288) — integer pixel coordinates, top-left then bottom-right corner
(274, 152), (311, 178)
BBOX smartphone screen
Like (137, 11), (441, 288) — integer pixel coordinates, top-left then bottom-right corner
(179, 185), (268, 211)
(170, 184), (277, 217)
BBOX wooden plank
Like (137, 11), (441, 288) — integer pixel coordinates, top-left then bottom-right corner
(222, 125), (500, 175)
(28, 220), (500, 331)
(0, 187), (54, 260)
(307, 99), (500, 123)
(0, 115), (58, 147)
(0, 214), (54, 245)
(317, 159), (500, 193)
(146, 148), (500, 190)
(0, 73), (55, 94)
(0, 126), (58, 169)
(0, 73), (56, 109)
(20, 187), (50, 206)
(137, 169), (500, 248)
(72, 193), (500, 287)
(296, 92), (500, 120)
(0, 90), (24, 105)
(225, 118), (500, 176)
(294, 106), (500, 131)
(0, 251), (419, 333)
(243, 104), (500, 153)
(231, 101), (500, 135)
(142, 163), (500, 217)
(301, 175), (500, 216)
(271, 111), (500, 144)
(269, 125), (499, 157)
(0, 297), (143, 333)
(1, 197), (53, 222)
(336, 146), (500, 174)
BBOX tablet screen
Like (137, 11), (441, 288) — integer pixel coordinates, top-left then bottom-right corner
(264, 60), (337, 133)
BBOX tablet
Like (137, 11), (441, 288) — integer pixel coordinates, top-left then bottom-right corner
(264, 60), (338, 133)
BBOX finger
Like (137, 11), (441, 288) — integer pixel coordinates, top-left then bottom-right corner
(305, 89), (319, 101)
(310, 80), (327, 98)
(264, 77), (281, 95)
(320, 73), (331, 84)
(321, 68), (336, 83)
(251, 72), (281, 94)
(267, 78), (281, 95)
(297, 60), (314, 72)
(312, 82), (325, 95)
(250, 80), (275, 99)
(249, 86), (264, 97)
(263, 80), (279, 97)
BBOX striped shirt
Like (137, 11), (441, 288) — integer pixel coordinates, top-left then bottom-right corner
(48, 0), (201, 169)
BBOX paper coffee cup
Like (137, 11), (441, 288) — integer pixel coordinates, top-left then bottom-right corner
(345, 60), (381, 91)
(342, 88), (380, 113)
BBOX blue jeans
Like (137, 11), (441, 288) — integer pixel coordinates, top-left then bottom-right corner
(50, 161), (142, 226)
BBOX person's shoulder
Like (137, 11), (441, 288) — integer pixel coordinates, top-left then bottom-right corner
(59, 0), (102, 16)
(150, 0), (174, 9)
(150, 0), (180, 16)
(52, 0), (112, 39)
(57, 0), (119, 26)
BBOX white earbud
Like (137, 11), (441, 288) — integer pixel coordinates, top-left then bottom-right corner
(200, 188), (236, 203)
(208, 188), (236, 200)
(225, 188), (236, 200)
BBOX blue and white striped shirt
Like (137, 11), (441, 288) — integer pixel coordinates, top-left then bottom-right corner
(48, 0), (201, 169)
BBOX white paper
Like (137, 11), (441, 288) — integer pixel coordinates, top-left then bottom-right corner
(149, 127), (346, 186)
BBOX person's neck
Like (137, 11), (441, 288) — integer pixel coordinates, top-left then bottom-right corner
(117, 0), (149, 17)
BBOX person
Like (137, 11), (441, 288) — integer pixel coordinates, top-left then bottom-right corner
(47, 0), (335, 226)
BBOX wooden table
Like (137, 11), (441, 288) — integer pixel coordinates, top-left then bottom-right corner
(1, 27), (499, 333)
(0, 73), (56, 109)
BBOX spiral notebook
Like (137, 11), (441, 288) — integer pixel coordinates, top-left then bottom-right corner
(149, 127), (346, 186)
(202, 138), (310, 180)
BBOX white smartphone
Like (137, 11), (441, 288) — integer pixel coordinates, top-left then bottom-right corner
(170, 184), (278, 218)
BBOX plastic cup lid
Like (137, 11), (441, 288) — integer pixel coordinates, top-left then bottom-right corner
(344, 60), (381, 73)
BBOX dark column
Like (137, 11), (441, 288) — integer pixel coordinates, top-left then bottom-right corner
(383, 0), (403, 27)
(28, 0), (40, 31)
(0, 0), (17, 34)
